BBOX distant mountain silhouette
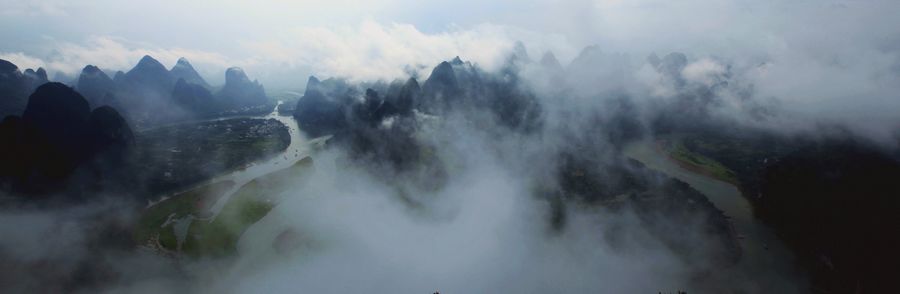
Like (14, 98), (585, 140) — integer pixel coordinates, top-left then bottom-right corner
(391, 78), (420, 115)
(539, 52), (563, 72)
(217, 67), (266, 108)
(291, 53), (545, 178)
(170, 57), (210, 89)
(172, 78), (216, 114)
(0, 59), (49, 117)
(125, 55), (175, 90)
(0, 59), (18, 74)
(507, 41), (531, 67)
(23, 68), (49, 92)
(421, 56), (540, 129)
(655, 52), (688, 87)
(96, 56), (269, 126)
(294, 55), (541, 138)
(420, 61), (461, 110)
(293, 76), (347, 138)
(0, 59), (29, 117)
(565, 45), (631, 95)
(115, 55), (180, 124)
(112, 70), (125, 84)
(568, 45), (605, 70)
(76, 65), (118, 108)
(1, 56), (271, 127)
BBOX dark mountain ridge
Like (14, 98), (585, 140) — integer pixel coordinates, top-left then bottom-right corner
(0, 59), (49, 117)
(170, 57), (210, 89)
(291, 50), (741, 274)
(0, 83), (134, 197)
(66, 56), (273, 126)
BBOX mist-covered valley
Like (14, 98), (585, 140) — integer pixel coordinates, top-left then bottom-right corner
(2, 1), (900, 293)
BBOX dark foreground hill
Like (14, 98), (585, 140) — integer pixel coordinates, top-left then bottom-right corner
(0, 83), (134, 198)
(668, 130), (900, 293)
(757, 140), (900, 293)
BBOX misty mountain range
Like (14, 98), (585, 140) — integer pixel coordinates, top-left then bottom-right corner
(5, 0), (900, 292)
(0, 83), (134, 196)
(0, 40), (898, 293)
(287, 44), (900, 293)
(0, 55), (274, 198)
(1, 55), (270, 128)
(0, 59), (49, 117)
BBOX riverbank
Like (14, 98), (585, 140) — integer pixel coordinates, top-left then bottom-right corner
(624, 139), (807, 293)
(135, 101), (317, 258)
(135, 117), (290, 198)
(655, 137), (740, 187)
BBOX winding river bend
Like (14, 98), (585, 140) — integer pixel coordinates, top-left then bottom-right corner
(203, 101), (311, 215)
(161, 102), (323, 250)
(624, 140), (807, 293)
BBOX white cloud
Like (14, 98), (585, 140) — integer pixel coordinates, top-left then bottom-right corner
(682, 58), (726, 87)
(241, 21), (572, 83)
(0, 0), (71, 16)
(1, 36), (234, 83)
(1, 22), (573, 88)
(2, 0), (898, 142)
(0, 52), (45, 71)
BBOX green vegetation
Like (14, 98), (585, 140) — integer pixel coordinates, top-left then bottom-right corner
(133, 180), (236, 250)
(136, 157), (314, 257)
(182, 157), (315, 258)
(181, 181), (275, 257)
(134, 118), (290, 196)
(672, 132), (799, 200)
(158, 226), (178, 250)
(661, 136), (739, 185)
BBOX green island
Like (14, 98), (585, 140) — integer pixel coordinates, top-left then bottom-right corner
(658, 135), (739, 186)
(135, 157), (315, 258)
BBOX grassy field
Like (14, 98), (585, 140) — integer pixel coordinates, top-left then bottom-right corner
(135, 157), (314, 257)
(133, 180), (236, 251)
(660, 136), (739, 186)
(180, 181), (276, 257)
(180, 157), (315, 258)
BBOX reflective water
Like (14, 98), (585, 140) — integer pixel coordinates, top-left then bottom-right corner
(624, 140), (806, 293)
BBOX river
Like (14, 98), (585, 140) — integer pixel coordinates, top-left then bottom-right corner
(203, 101), (313, 215)
(624, 140), (807, 293)
(165, 101), (325, 250)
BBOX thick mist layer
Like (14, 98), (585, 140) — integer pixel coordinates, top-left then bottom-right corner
(6, 1), (899, 142)
(204, 115), (744, 293)
(1, 1), (899, 293)
(204, 52), (806, 292)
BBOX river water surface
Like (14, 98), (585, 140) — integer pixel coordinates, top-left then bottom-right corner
(625, 140), (807, 292)
(162, 102), (323, 253)
(203, 101), (312, 215)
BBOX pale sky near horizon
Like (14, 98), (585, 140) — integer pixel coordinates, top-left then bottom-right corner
(0, 0), (584, 87)
(1, 0), (898, 95)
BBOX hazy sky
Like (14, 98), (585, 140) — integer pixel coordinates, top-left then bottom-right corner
(1, 2), (899, 292)
(1, 0), (580, 87)
(1, 0), (899, 120)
